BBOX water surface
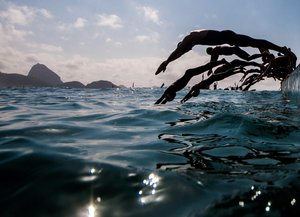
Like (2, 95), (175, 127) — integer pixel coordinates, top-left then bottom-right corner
(0, 88), (299, 216)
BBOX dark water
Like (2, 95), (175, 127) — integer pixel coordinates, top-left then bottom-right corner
(1, 87), (300, 217)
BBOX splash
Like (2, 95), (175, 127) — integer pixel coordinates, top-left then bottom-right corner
(282, 65), (300, 93)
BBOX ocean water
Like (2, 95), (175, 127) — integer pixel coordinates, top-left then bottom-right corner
(1, 87), (300, 217)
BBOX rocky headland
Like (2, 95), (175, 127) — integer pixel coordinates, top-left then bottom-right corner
(0, 63), (119, 88)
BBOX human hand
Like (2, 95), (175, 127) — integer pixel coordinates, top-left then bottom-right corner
(155, 61), (167, 75)
(181, 87), (199, 103)
(155, 91), (176, 104)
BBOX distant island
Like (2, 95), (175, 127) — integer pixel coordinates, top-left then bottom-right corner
(0, 63), (120, 88)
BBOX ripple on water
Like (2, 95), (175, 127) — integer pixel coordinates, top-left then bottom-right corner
(1, 88), (300, 216)
(201, 145), (253, 158)
(0, 104), (19, 111)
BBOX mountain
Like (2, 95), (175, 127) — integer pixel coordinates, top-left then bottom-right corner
(28, 63), (63, 86)
(58, 81), (85, 88)
(86, 80), (118, 88)
(0, 63), (120, 88)
(0, 72), (49, 87)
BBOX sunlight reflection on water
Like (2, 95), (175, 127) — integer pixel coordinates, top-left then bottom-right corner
(139, 173), (163, 205)
(88, 204), (96, 217)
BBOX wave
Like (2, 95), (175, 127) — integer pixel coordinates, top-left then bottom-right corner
(1, 88), (300, 216)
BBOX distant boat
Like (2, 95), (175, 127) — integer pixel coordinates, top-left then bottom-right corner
(130, 82), (135, 91)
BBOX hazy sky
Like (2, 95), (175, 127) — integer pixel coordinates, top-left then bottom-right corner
(1, 0), (299, 89)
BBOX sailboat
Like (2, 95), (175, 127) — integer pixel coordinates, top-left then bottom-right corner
(130, 82), (135, 91)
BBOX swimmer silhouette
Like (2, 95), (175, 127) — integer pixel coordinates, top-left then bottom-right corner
(155, 29), (290, 75)
(206, 46), (262, 75)
(154, 29), (298, 104)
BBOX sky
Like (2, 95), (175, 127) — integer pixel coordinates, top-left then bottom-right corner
(0, 0), (300, 89)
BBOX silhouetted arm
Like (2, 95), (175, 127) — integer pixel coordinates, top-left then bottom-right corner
(155, 49), (185, 75)
(155, 59), (227, 104)
(181, 67), (244, 103)
(155, 44), (189, 75)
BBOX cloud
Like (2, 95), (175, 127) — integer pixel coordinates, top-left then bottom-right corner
(80, 57), (163, 87)
(73, 17), (87, 29)
(0, 4), (53, 26)
(105, 38), (112, 43)
(138, 6), (161, 25)
(57, 17), (87, 32)
(57, 23), (68, 32)
(105, 37), (122, 47)
(0, 24), (33, 42)
(96, 14), (123, 29)
(0, 5), (35, 26)
(92, 32), (101, 39)
(26, 42), (63, 53)
(135, 35), (149, 43)
(135, 32), (160, 43)
(0, 45), (30, 74)
(59, 55), (90, 72)
(25, 54), (39, 63)
(39, 8), (53, 19)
